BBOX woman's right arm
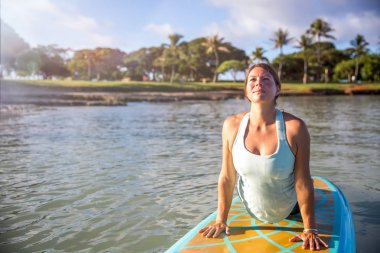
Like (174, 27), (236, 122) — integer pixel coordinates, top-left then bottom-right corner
(199, 117), (237, 238)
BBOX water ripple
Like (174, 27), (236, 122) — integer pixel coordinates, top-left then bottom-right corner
(0, 97), (378, 252)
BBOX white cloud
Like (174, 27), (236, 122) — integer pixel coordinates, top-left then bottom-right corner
(63, 15), (98, 31)
(90, 33), (116, 47)
(1, 0), (119, 49)
(144, 23), (174, 37)
(330, 12), (380, 45)
(201, 22), (224, 36)
(203, 0), (315, 55)
(205, 0), (380, 54)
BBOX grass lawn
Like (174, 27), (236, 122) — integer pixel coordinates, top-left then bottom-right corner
(5, 79), (380, 93)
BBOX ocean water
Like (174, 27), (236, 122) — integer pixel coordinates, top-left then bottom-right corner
(0, 96), (379, 252)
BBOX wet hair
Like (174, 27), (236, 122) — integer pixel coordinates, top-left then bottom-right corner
(244, 63), (281, 103)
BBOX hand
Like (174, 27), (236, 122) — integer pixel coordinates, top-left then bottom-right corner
(198, 222), (231, 238)
(289, 232), (329, 251)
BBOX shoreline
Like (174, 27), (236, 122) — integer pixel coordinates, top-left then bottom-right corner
(1, 80), (379, 107)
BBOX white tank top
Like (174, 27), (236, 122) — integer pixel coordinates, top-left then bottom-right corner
(232, 110), (297, 223)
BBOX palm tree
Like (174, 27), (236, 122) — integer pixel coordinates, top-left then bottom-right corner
(271, 28), (292, 80)
(168, 33), (183, 83)
(350, 34), (369, 82)
(153, 44), (167, 81)
(296, 34), (313, 84)
(82, 50), (97, 80)
(182, 53), (199, 81)
(250, 47), (269, 64)
(202, 34), (230, 83)
(307, 18), (335, 81)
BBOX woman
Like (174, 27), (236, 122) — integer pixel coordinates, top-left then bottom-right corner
(199, 63), (328, 251)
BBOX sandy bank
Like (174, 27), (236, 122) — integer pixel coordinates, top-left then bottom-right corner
(1, 81), (379, 106)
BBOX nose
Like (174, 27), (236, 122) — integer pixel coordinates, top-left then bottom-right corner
(254, 77), (262, 87)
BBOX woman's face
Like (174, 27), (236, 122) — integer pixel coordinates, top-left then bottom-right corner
(245, 67), (279, 103)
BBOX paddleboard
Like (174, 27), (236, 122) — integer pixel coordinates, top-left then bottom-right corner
(166, 176), (355, 253)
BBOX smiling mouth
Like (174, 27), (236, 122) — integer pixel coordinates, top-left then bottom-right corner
(252, 89), (264, 94)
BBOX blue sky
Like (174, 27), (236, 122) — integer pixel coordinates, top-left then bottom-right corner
(2, 0), (380, 61)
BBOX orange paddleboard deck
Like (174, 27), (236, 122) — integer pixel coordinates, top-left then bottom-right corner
(166, 176), (355, 253)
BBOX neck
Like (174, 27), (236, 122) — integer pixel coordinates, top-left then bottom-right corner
(249, 104), (276, 127)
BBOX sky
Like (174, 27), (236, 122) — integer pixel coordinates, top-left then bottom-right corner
(1, 0), (380, 61)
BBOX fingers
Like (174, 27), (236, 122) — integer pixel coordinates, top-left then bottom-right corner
(289, 235), (301, 242)
(317, 237), (329, 248)
(225, 226), (231, 236)
(198, 227), (207, 233)
(205, 226), (215, 238)
(200, 226), (217, 238)
(213, 227), (223, 238)
(199, 226), (211, 236)
(199, 224), (229, 238)
(309, 237), (315, 251)
(302, 237), (309, 250)
(289, 233), (330, 251)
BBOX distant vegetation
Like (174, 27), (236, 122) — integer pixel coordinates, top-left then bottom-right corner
(1, 18), (379, 84)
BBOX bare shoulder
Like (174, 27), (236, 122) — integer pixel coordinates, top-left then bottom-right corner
(222, 112), (246, 149)
(223, 112), (246, 133)
(282, 111), (310, 140)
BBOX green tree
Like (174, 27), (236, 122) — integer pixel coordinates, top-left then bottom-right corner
(167, 33), (184, 83)
(68, 49), (97, 80)
(177, 42), (202, 81)
(124, 48), (149, 80)
(216, 60), (246, 82)
(146, 46), (166, 81)
(15, 49), (41, 76)
(349, 34), (369, 82)
(250, 47), (268, 64)
(202, 34), (230, 83)
(272, 54), (303, 82)
(93, 47), (125, 80)
(307, 18), (335, 81)
(182, 37), (213, 81)
(152, 44), (169, 81)
(1, 20), (30, 71)
(361, 54), (380, 81)
(303, 42), (348, 83)
(333, 59), (355, 82)
(68, 48), (125, 80)
(295, 34), (313, 83)
(35, 45), (70, 78)
(271, 28), (292, 80)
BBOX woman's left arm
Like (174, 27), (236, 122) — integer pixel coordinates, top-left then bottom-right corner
(289, 119), (329, 251)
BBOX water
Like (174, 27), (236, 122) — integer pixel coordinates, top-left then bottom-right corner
(0, 96), (379, 253)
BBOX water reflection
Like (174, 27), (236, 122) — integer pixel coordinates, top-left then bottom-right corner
(0, 96), (378, 252)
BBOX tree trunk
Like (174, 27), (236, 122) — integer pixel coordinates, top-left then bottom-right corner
(232, 71), (236, 82)
(190, 69), (194, 81)
(355, 57), (359, 83)
(324, 68), (329, 83)
(87, 57), (92, 80)
(161, 63), (165, 82)
(317, 36), (322, 82)
(213, 50), (219, 83)
(170, 64), (175, 83)
(213, 73), (218, 83)
(278, 48), (283, 81)
(303, 56), (308, 84)
(87, 63), (92, 80)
